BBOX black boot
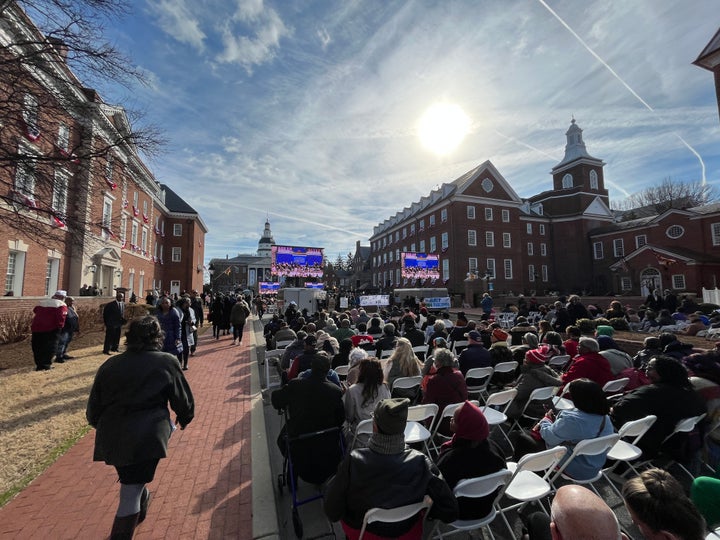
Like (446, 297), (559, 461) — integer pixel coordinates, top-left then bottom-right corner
(138, 488), (151, 523)
(110, 513), (139, 539)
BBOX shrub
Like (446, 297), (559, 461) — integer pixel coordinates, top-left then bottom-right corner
(0, 311), (33, 344)
(575, 318), (596, 335)
(608, 317), (630, 331)
(124, 303), (152, 321)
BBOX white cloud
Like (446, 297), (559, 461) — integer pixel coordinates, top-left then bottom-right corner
(146, 0), (206, 51)
(317, 26), (331, 50)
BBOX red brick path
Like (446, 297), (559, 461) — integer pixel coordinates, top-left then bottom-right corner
(0, 330), (254, 540)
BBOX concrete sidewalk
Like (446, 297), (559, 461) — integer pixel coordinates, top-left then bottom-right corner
(0, 319), (278, 540)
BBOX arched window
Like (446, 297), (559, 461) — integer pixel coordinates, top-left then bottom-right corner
(562, 174), (573, 189)
(589, 170), (598, 189)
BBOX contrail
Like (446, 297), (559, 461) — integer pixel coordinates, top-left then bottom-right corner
(536, 0), (707, 184)
(234, 204), (367, 238)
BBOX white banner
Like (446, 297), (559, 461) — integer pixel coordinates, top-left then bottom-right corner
(360, 295), (390, 307)
(424, 296), (451, 309)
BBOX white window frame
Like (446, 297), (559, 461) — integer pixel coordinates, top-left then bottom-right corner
(621, 277), (632, 291)
(5, 251), (21, 295)
(23, 94), (39, 132)
(467, 230), (476, 246)
(44, 256), (60, 296)
(593, 241), (604, 260)
(540, 243), (547, 256)
(666, 225), (684, 239)
(15, 159), (36, 199)
(539, 224), (545, 235)
(541, 264), (548, 282)
(468, 257), (478, 274)
(442, 259), (450, 281)
(635, 235), (647, 249)
(51, 170), (69, 217)
(486, 258), (496, 278)
(441, 232), (449, 250)
(419, 240), (425, 252)
(429, 215), (436, 227)
(141, 227), (148, 251)
(430, 236), (437, 252)
(590, 170), (598, 189)
(527, 242), (534, 256)
(485, 208), (493, 221)
(672, 274), (686, 290)
(529, 264), (536, 282)
(172, 247), (182, 262)
(441, 208), (448, 223)
(712, 223), (720, 246)
(102, 197), (113, 229)
(173, 223), (182, 236)
(562, 173), (573, 188)
(613, 238), (624, 258)
(526, 223), (532, 234)
(486, 231), (494, 247)
(57, 123), (69, 152)
(131, 221), (138, 246)
(504, 259), (513, 279)
(501, 209), (510, 223)
(503, 232), (511, 248)
(467, 206), (475, 219)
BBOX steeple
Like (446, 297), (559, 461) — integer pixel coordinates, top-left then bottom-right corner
(555, 117), (597, 168)
(257, 219), (275, 257)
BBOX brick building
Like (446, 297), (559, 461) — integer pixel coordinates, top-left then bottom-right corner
(0, 3), (205, 300)
(370, 119), (720, 303)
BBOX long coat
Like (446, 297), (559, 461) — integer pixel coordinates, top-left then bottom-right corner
(86, 350), (194, 467)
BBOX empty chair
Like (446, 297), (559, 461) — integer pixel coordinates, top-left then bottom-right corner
(408, 403), (439, 454)
(492, 361), (518, 388)
(451, 340), (469, 355)
(465, 367), (494, 401)
(602, 377), (630, 396)
(603, 415), (657, 496)
(660, 413), (707, 481)
(351, 418), (374, 450)
(482, 388), (518, 452)
(429, 470), (513, 539)
(358, 497), (433, 540)
(275, 339), (294, 349)
(391, 375), (423, 403)
(412, 345), (428, 361)
(548, 354), (570, 373)
(510, 386), (559, 432)
(549, 433), (621, 495)
(495, 313), (516, 329)
(334, 364), (350, 380)
(263, 348), (285, 389)
(497, 446), (568, 538)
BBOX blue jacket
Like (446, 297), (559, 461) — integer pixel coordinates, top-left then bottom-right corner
(539, 409), (614, 480)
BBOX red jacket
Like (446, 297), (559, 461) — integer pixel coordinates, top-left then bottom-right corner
(561, 351), (613, 389)
(31, 298), (68, 333)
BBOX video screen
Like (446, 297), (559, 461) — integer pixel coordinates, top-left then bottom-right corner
(401, 252), (440, 280)
(259, 282), (280, 293)
(305, 283), (324, 289)
(271, 245), (324, 278)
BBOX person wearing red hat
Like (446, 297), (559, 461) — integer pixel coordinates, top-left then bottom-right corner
(436, 401), (507, 520)
(506, 348), (562, 422)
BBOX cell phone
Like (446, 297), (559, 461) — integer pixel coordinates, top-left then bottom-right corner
(543, 403), (557, 415)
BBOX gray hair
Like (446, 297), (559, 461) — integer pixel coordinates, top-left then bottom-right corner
(433, 348), (455, 368)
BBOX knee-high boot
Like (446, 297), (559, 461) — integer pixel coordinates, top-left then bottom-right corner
(110, 513), (139, 540)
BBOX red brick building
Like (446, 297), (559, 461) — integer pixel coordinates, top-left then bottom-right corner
(370, 119), (720, 302)
(0, 4), (206, 300)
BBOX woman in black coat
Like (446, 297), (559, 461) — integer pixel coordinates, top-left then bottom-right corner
(87, 316), (194, 539)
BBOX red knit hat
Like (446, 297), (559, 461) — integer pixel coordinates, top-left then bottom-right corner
(492, 328), (508, 341)
(444, 401), (490, 450)
(525, 348), (546, 365)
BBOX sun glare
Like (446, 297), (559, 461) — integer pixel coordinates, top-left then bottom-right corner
(417, 102), (471, 156)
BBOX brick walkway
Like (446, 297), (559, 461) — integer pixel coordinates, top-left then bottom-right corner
(0, 324), (264, 540)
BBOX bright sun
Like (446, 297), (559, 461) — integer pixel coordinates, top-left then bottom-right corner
(417, 102), (471, 156)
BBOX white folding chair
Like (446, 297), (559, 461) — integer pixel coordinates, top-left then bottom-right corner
(412, 345), (428, 360)
(509, 386), (559, 432)
(492, 361), (518, 388)
(495, 313), (516, 329)
(482, 388), (518, 453)
(660, 413), (707, 481)
(430, 401), (480, 454)
(263, 349), (284, 390)
(451, 340), (469, 355)
(275, 339), (294, 349)
(380, 349), (394, 359)
(497, 447), (568, 538)
(351, 418), (374, 449)
(391, 376), (423, 403)
(548, 355), (570, 373)
(408, 403), (439, 454)
(334, 364), (350, 379)
(430, 470), (513, 539)
(706, 526), (720, 540)
(602, 377), (630, 396)
(603, 415), (658, 496)
(549, 433), (620, 495)
(465, 367), (494, 401)
(359, 497), (432, 540)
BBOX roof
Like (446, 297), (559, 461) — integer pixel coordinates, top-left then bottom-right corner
(161, 184), (198, 214)
(694, 27), (720, 70)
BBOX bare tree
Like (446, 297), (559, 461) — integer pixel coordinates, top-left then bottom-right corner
(0, 0), (163, 248)
(612, 177), (718, 218)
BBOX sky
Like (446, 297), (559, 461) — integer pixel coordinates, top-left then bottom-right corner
(98, 0), (720, 264)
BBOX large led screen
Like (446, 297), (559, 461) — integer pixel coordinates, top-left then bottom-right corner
(271, 245), (324, 278)
(401, 252), (440, 280)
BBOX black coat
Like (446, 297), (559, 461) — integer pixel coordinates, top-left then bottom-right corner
(103, 300), (125, 328)
(86, 350), (194, 466)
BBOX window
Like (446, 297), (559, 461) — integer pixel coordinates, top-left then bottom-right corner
(396, 269), (401, 284)
(441, 209), (448, 223)
(410, 243), (416, 251)
(57, 123), (69, 152)
(713, 223), (720, 246)
(23, 94), (39, 135)
(486, 231), (495, 247)
(486, 258), (496, 278)
(102, 199), (112, 228)
(504, 259), (513, 279)
(51, 171), (68, 217)
(593, 241), (604, 260)
(541, 264), (548, 282)
(143, 200), (148, 217)
(44, 257), (60, 296)
(419, 219), (425, 230)
(410, 224), (416, 235)
(527, 242), (534, 256)
(529, 264), (536, 282)
(527, 223), (533, 234)
(613, 238), (624, 258)
(419, 240), (425, 252)
(590, 170), (598, 189)
(503, 232), (511, 248)
(5, 252), (18, 295)
(388, 251), (393, 263)
(621, 277), (632, 291)
(429, 215), (436, 227)
(468, 230), (476, 246)
(467, 206), (475, 219)
(666, 225), (684, 239)
(672, 274), (686, 290)
(562, 173), (573, 188)
(402, 227), (407, 239)
(133, 191), (138, 208)
(131, 222), (138, 246)
(540, 243), (547, 256)
(539, 224), (545, 235)
(172, 247), (182, 262)
(383, 253), (387, 264)
(485, 208), (493, 221)
(395, 231), (399, 242)
(482, 178), (494, 192)
(442, 259), (450, 281)
(635, 235), (647, 249)
(15, 160), (36, 199)
(173, 224), (182, 236)
(441, 232), (449, 250)
(141, 228), (148, 251)
(430, 236), (437, 252)
(502, 209), (510, 222)
(121, 216), (127, 243)
(468, 258), (478, 274)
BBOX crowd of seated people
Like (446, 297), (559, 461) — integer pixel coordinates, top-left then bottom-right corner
(261, 296), (719, 538)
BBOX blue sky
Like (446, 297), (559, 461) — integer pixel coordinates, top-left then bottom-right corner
(102, 0), (720, 263)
